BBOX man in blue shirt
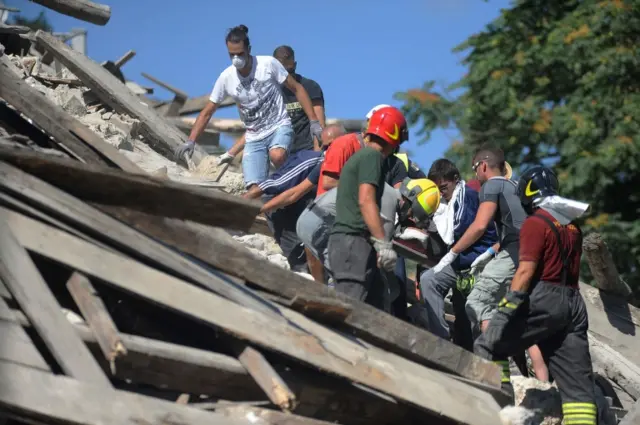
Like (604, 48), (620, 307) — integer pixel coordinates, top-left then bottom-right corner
(419, 159), (498, 347)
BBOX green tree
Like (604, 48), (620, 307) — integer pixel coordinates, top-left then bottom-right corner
(397, 0), (640, 295)
(10, 11), (53, 32)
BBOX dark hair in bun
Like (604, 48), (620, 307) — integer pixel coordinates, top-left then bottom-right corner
(226, 25), (250, 48)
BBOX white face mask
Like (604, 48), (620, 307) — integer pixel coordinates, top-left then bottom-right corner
(232, 54), (247, 69)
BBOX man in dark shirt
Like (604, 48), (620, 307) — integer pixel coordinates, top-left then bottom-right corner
(273, 45), (325, 153)
(474, 166), (597, 424)
(328, 106), (408, 309)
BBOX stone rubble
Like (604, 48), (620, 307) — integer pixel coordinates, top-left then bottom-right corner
(8, 55), (623, 425)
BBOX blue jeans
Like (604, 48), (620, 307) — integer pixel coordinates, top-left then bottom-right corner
(242, 125), (293, 188)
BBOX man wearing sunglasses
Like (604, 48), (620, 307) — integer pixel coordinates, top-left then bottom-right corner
(431, 146), (526, 343)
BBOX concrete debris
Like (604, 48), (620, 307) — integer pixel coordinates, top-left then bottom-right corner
(62, 95), (87, 117)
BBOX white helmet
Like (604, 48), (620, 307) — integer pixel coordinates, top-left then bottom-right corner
(365, 104), (391, 120)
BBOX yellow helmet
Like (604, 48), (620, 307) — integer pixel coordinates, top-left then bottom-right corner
(399, 177), (441, 225)
(504, 161), (513, 179)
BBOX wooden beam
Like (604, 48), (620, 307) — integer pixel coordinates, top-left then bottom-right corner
(8, 211), (502, 425)
(5, 308), (410, 425)
(114, 49), (135, 68)
(0, 24), (30, 34)
(0, 55), (140, 172)
(66, 271), (127, 370)
(154, 93), (236, 116)
(0, 146), (260, 231)
(0, 217), (110, 386)
(35, 30), (208, 165)
(101, 209), (501, 387)
(0, 161), (283, 321)
(0, 296), (51, 372)
(27, 0), (111, 25)
(0, 5), (20, 12)
(583, 232), (632, 298)
(589, 333), (640, 400)
(237, 345), (297, 411)
(141, 72), (189, 99)
(0, 361), (272, 425)
(175, 117), (367, 135)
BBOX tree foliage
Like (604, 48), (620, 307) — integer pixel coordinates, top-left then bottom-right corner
(397, 0), (640, 294)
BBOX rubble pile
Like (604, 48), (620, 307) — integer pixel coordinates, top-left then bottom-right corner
(0, 4), (638, 424)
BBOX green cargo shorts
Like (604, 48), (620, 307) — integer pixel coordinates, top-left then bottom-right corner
(465, 250), (516, 328)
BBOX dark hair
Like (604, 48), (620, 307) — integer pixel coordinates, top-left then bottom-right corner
(428, 158), (460, 183)
(225, 25), (250, 48)
(473, 144), (505, 173)
(273, 45), (294, 60)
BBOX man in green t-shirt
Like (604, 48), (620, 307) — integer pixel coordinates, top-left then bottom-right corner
(328, 106), (409, 308)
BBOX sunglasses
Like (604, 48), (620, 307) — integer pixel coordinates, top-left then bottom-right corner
(472, 156), (490, 172)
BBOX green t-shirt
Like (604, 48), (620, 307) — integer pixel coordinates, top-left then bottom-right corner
(331, 147), (386, 236)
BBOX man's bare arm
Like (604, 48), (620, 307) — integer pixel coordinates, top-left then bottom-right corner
(260, 179), (315, 214)
(313, 100), (326, 127)
(321, 173), (339, 192)
(359, 183), (385, 240)
(188, 101), (218, 142)
(510, 260), (537, 293)
(229, 134), (246, 156)
(284, 75), (318, 122)
(451, 201), (498, 254)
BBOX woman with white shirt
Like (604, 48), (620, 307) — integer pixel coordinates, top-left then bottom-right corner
(175, 25), (323, 189)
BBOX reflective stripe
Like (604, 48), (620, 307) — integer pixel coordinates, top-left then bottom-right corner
(394, 153), (409, 171)
(495, 360), (511, 383)
(563, 402), (597, 425)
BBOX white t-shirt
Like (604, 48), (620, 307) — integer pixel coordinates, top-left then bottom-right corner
(210, 55), (292, 142)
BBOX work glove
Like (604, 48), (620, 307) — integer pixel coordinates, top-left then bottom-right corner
(372, 237), (397, 271)
(497, 290), (529, 319)
(310, 120), (323, 142)
(432, 250), (458, 274)
(216, 151), (235, 165)
(456, 270), (475, 297)
(396, 227), (429, 245)
(470, 246), (496, 272)
(174, 140), (195, 161)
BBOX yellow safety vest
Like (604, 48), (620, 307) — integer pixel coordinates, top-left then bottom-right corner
(394, 153), (410, 171)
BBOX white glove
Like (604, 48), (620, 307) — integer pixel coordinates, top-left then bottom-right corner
(216, 151), (235, 165)
(432, 250), (458, 274)
(470, 247), (496, 271)
(396, 227), (429, 243)
(372, 238), (397, 271)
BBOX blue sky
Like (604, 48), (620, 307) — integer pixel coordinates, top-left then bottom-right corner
(7, 0), (511, 169)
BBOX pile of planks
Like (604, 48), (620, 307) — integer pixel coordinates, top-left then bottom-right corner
(0, 3), (512, 425)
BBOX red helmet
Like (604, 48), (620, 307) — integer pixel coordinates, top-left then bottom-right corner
(365, 106), (409, 147)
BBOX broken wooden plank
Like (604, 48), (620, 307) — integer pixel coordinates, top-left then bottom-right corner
(8, 211), (502, 425)
(114, 49), (135, 68)
(66, 271), (127, 371)
(102, 209), (501, 386)
(31, 73), (83, 86)
(154, 93), (236, 116)
(35, 30), (208, 164)
(0, 5), (20, 12)
(6, 308), (408, 424)
(237, 345), (297, 411)
(0, 55), (132, 168)
(289, 294), (353, 324)
(0, 24), (30, 34)
(0, 162), (283, 321)
(0, 146), (260, 231)
(583, 233), (632, 298)
(0, 218), (110, 386)
(141, 72), (189, 99)
(0, 361), (271, 425)
(0, 297), (51, 372)
(620, 399), (640, 425)
(28, 0), (111, 25)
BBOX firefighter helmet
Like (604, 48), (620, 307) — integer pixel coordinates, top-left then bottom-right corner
(365, 104), (391, 120)
(365, 106), (408, 147)
(516, 165), (559, 214)
(399, 177), (441, 226)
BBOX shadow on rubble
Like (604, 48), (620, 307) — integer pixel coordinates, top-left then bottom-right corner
(599, 289), (636, 336)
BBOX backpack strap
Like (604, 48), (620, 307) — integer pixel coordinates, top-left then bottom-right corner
(356, 133), (366, 148)
(530, 212), (573, 285)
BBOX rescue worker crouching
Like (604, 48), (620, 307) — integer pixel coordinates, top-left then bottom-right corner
(327, 106), (408, 308)
(474, 166), (597, 425)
